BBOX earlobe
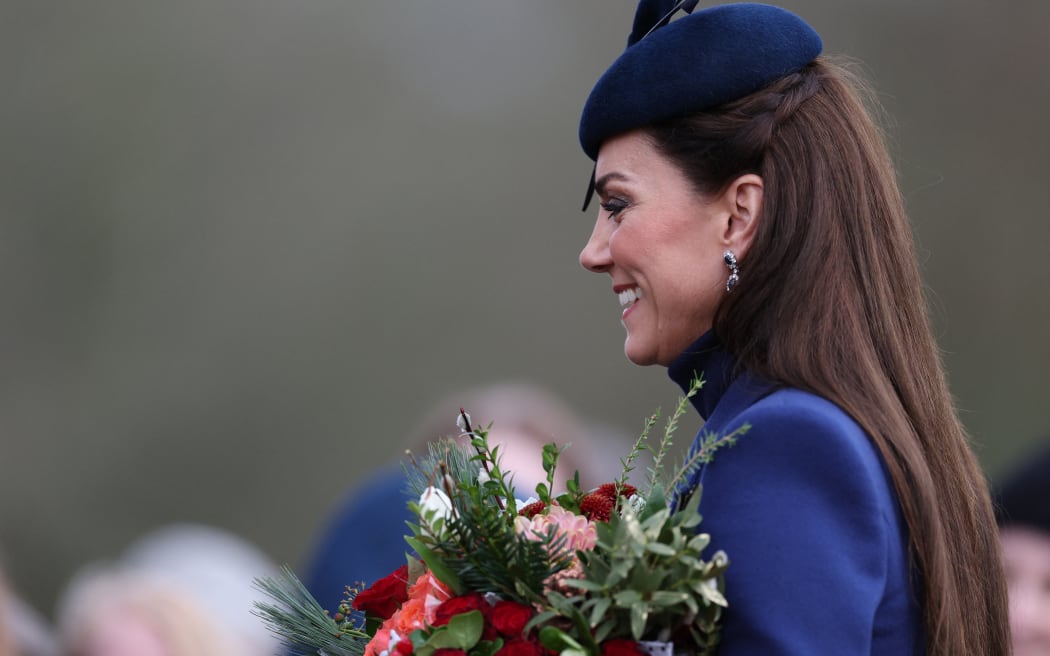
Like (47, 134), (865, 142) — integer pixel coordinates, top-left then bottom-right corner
(722, 174), (764, 256)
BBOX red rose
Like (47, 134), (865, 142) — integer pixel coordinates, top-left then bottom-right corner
(432, 592), (488, 627)
(489, 600), (533, 637)
(352, 564), (410, 619)
(600, 640), (646, 656)
(497, 639), (543, 656)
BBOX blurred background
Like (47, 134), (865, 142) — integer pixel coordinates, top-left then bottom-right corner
(1, 0), (1047, 619)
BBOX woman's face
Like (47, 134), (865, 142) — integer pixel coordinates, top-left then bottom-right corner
(579, 130), (732, 366)
(1001, 526), (1050, 656)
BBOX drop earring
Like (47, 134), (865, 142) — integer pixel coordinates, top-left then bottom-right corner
(724, 250), (740, 292)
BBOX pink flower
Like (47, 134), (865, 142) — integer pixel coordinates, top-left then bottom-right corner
(514, 505), (597, 553)
(364, 571), (453, 656)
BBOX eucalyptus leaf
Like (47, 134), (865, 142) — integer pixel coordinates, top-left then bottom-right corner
(588, 597), (612, 627)
(630, 602), (649, 640)
(565, 578), (605, 592)
(645, 542), (677, 557)
(649, 591), (690, 606)
(615, 589), (642, 606)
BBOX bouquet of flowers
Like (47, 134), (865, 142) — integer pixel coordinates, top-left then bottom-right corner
(256, 379), (747, 656)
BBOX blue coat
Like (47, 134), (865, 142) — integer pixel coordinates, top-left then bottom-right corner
(668, 332), (924, 654)
(303, 465), (415, 614)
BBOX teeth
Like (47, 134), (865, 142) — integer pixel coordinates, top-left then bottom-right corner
(618, 288), (640, 307)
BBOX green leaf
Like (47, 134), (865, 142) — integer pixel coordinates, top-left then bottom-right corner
(649, 591), (690, 607)
(564, 578), (605, 592)
(471, 640), (504, 656)
(686, 533), (710, 552)
(643, 486), (667, 520)
(538, 626), (585, 652)
(593, 620), (615, 644)
(443, 612), (482, 646)
(614, 589), (642, 606)
(644, 542), (677, 557)
(630, 602), (648, 640)
(535, 482), (550, 501)
(524, 610), (559, 634)
(588, 597), (612, 627)
(404, 536), (464, 595)
(699, 583), (728, 607)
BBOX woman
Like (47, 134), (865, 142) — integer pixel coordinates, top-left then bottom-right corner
(575, 2), (1008, 654)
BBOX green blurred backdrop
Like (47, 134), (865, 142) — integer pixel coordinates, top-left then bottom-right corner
(1, 0), (1048, 616)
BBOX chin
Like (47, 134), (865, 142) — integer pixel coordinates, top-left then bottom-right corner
(623, 340), (659, 367)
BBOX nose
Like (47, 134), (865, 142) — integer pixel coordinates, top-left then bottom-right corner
(579, 218), (612, 273)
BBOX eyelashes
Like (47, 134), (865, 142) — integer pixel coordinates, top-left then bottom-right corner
(600, 197), (629, 219)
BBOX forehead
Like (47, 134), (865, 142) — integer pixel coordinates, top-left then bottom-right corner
(595, 130), (677, 183)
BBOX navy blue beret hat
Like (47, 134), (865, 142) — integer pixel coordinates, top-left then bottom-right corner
(579, 1), (823, 162)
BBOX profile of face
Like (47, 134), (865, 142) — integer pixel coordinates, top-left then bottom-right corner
(1001, 525), (1050, 655)
(579, 131), (762, 366)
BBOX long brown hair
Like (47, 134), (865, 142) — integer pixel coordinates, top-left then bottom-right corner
(645, 57), (1009, 655)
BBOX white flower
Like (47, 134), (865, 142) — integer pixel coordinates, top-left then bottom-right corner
(625, 493), (647, 515)
(418, 486), (454, 538)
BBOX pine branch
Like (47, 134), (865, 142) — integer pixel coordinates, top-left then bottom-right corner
(432, 505), (567, 602)
(253, 566), (369, 656)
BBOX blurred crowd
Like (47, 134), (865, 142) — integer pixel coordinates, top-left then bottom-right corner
(1, 385), (1047, 656)
(0, 382), (631, 656)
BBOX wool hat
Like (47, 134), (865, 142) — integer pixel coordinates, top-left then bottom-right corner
(578, 1), (823, 162)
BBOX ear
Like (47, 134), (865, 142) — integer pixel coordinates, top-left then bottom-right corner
(718, 174), (763, 258)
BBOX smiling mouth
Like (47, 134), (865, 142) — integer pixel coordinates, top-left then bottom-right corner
(618, 287), (642, 308)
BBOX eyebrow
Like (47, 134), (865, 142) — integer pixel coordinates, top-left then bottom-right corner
(594, 172), (630, 197)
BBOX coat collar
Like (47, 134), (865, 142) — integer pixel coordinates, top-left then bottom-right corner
(667, 331), (776, 424)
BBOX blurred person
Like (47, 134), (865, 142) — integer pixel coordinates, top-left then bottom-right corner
(54, 523), (280, 656)
(0, 569), (13, 656)
(302, 381), (632, 613)
(0, 554), (58, 656)
(995, 441), (1050, 656)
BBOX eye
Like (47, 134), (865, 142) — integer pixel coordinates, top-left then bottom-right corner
(600, 197), (629, 220)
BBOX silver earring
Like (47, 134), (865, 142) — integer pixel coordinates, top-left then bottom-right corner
(724, 250), (740, 292)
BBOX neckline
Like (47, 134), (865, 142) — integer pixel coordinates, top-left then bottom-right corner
(667, 331), (739, 421)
